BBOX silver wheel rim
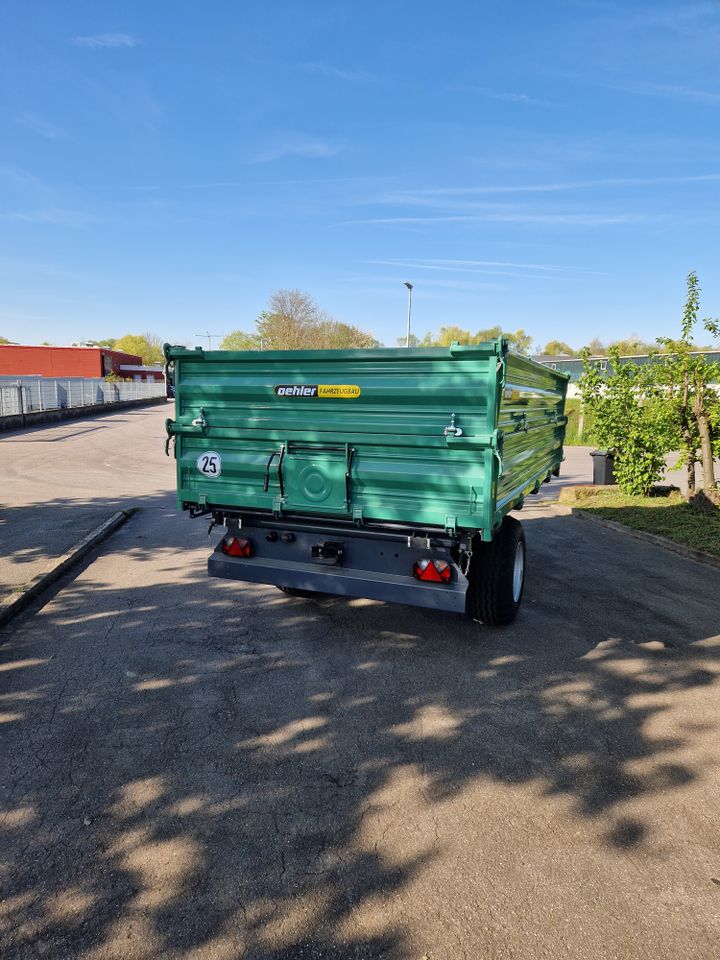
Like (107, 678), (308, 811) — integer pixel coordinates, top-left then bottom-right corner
(512, 541), (525, 603)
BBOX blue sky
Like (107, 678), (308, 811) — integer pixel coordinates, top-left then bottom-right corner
(1, 0), (720, 352)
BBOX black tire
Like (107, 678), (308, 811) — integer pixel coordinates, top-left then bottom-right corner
(466, 515), (526, 626)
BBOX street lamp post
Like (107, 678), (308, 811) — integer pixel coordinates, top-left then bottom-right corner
(403, 281), (413, 347)
(195, 331), (222, 349)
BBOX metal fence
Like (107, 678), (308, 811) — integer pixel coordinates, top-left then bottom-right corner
(0, 377), (166, 418)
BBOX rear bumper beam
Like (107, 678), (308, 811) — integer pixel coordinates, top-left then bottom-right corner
(208, 546), (469, 614)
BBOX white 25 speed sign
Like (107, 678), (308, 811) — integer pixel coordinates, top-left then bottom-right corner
(196, 451), (222, 477)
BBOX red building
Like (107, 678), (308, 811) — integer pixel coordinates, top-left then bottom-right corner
(0, 345), (164, 381)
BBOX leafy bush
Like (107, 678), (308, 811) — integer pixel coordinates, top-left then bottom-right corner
(579, 348), (667, 496)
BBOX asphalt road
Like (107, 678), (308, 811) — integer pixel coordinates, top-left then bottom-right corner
(0, 407), (172, 603)
(1, 408), (719, 960)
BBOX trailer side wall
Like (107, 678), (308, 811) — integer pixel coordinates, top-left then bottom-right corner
(167, 342), (567, 538)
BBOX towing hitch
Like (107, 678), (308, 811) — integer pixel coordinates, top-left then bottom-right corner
(311, 541), (344, 565)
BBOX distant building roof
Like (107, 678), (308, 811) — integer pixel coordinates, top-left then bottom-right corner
(118, 364), (164, 373)
(531, 353), (577, 363)
(534, 349), (720, 364)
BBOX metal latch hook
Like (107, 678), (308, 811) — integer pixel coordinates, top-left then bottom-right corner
(192, 408), (208, 429)
(443, 412), (464, 438)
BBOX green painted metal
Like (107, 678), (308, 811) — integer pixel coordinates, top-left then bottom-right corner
(165, 339), (568, 539)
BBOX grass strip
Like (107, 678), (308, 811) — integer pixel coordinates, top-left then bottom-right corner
(559, 486), (720, 559)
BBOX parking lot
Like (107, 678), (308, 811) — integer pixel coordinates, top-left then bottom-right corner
(1, 407), (719, 960)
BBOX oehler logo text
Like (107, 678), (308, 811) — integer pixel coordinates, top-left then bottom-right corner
(274, 384), (361, 399)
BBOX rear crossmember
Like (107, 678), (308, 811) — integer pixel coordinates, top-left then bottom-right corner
(207, 513), (473, 614)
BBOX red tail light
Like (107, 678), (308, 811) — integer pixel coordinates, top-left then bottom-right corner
(221, 536), (252, 558)
(413, 559), (452, 583)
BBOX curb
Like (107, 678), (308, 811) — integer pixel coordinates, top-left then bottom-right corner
(0, 508), (138, 628)
(572, 508), (720, 571)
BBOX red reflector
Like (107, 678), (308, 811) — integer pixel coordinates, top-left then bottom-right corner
(413, 559), (451, 583)
(221, 536), (252, 558)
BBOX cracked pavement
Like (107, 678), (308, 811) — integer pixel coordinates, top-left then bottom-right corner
(1, 407), (720, 959)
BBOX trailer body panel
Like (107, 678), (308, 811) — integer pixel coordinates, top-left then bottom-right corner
(166, 340), (568, 540)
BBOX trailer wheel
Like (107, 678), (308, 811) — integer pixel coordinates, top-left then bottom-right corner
(466, 516), (525, 626)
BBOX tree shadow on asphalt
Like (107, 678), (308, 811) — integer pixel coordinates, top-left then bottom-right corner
(0, 493), (179, 605)
(0, 406), (174, 594)
(1, 501), (719, 959)
(0, 497), (140, 571)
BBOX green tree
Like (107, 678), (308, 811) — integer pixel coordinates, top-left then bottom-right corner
(314, 318), (378, 349)
(506, 329), (533, 355)
(114, 333), (164, 365)
(0, 336), (13, 344)
(222, 290), (378, 351)
(472, 325), (503, 342)
(542, 340), (577, 356)
(431, 325), (479, 346)
(652, 271), (719, 492)
(609, 336), (656, 356)
(256, 290), (319, 350)
(578, 336), (658, 358)
(97, 337), (117, 349)
(220, 330), (261, 350)
(579, 346), (667, 496)
(407, 325), (532, 354)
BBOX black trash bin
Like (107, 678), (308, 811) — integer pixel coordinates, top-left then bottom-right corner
(590, 449), (616, 485)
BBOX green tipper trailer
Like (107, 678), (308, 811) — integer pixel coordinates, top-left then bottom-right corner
(164, 339), (568, 625)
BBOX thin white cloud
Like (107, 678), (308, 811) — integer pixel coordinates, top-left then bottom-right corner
(645, 83), (720, 105)
(394, 277), (501, 291)
(447, 84), (550, 106)
(345, 212), (639, 226)
(72, 33), (138, 49)
(339, 274), (501, 292)
(365, 258), (582, 274)
(253, 137), (343, 163)
(15, 112), (67, 140)
(0, 257), (80, 279)
(180, 174), (393, 189)
(479, 88), (537, 103)
(4, 209), (97, 226)
(365, 261), (558, 281)
(378, 173), (720, 202)
(300, 62), (378, 83)
(0, 164), (52, 191)
(588, 76), (720, 106)
(76, 72), (161, 128)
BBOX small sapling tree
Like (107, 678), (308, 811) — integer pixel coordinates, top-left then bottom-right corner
(654, 272), (719, 492)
